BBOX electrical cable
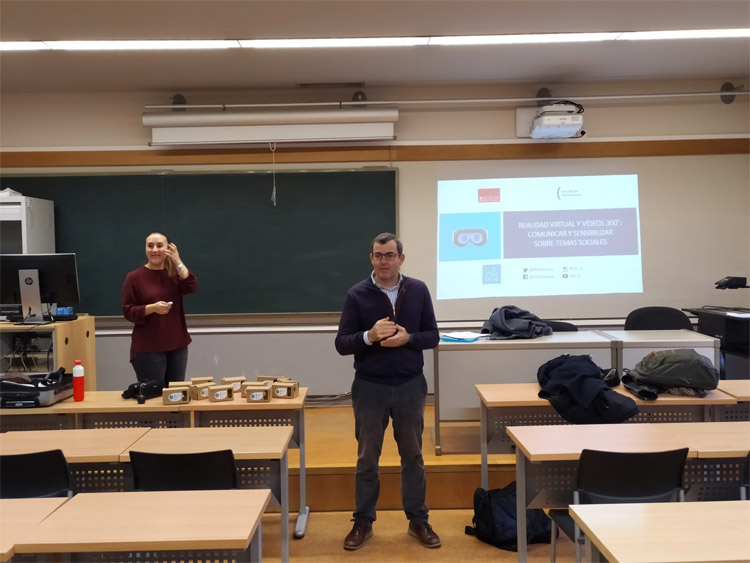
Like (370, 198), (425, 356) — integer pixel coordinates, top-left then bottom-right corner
(549, 99), (584, 113)
(305, 391), (352, 404)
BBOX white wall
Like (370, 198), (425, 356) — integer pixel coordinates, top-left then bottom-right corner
(2, 79), (748, 391)
(1, 79), (748, 149)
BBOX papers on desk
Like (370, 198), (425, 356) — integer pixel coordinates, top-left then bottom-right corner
(440, 331), (488, 342)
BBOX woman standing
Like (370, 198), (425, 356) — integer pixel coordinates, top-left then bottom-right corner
(122, 232), (199, 385)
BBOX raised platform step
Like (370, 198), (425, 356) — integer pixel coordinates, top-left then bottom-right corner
(285, 405), (516, 511)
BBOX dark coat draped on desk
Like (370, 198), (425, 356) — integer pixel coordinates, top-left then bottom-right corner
(481, 305), (552, 340)
(537, 354), (638, 424)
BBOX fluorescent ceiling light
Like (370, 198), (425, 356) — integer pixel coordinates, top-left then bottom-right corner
(429, 32), (621, 45)
(240, 37), (429, 48)
(45, 40), (240, 50)
(0, 41), (51, 51)
(618, 28), (750, 40)
(2, 29), (748, 52)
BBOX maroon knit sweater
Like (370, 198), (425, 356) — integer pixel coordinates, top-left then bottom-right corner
(122, 266), (199, 359)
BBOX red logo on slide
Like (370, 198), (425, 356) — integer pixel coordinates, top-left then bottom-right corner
(478, 188), (500, 203)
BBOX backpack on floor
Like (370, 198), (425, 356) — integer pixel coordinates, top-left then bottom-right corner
(464, 482), (552, 551)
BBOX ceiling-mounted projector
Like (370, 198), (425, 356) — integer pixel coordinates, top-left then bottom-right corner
(530, 103), (584, 139)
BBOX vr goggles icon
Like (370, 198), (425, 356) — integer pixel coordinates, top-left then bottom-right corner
(453, 229), (488, 247)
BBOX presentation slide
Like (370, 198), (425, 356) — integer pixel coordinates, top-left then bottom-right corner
(437, 174), (643, 300)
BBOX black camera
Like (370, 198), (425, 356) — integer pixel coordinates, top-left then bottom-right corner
(122, 380), (164, 403)
(715, 276), (748, 290)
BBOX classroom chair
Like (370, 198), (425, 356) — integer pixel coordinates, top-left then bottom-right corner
(129, 449), (238, 491)
(624, 306), (693, 331)
(548, 447), (689, 563)
(542, 320), (578, 332)
(0, 449), (72, 499)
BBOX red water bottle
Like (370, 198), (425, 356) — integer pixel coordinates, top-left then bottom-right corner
(73, 360), (85, 401)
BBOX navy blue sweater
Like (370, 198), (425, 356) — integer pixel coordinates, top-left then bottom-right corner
(335, 275), (439, 386)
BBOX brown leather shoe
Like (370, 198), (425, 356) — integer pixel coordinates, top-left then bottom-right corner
(408, 521), (441, 548)
(343, 521), (373, 550)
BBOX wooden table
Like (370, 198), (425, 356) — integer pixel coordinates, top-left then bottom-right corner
(123, 425), (293, 563)
(0, 388), (311, 539)
(182, 388), (310, 538)
(600, 329), (721, 372)
(0, 427), (149, 462)
(506, 421), (750, 562)
(0, 498), (68, 563)
(570, 501), (750, 563)
(0, 427), (150, 491)
(657, 421), (750, 458)
(11, 490), (271, 563)
(475, 382), (736, 489)
(434, 331), (616, 453)
(717, 379), (750, 421)
(53, 388), (189, 427)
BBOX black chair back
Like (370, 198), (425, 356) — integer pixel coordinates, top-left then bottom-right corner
(542, 320), (578, 332)
(130, 449), (238, 491)
(576, 447), (688, 504)
(0, 449), (72, 499)
(624, 306), (693, 331)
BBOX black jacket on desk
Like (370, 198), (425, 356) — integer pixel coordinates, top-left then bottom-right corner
(537, 354), (638, 424)
(335, 276), (439, 386)
(481, 305), (552, 340)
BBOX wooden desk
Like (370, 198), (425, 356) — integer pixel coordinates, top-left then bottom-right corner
(600, 329), (721, 372)
(0, 427), (150, 492)
(434, 331), (615, 453)
(0, 316), (97, 390)
(720, 380), (750, 401)
(506, 421), (750, 562)
(0, 498), (68, 563)
(123, 425), (293, 563)
(0, 388), (311, 540)
(0, 427), (149, 462)
(658, 421), (750, 458)
(12, 490), (270, 563)
(475, 382), (736, 489)
(181, 388), (310, 539)
(53, 388), (189, 428)
(717, 380), (750, 421)
(570, 501), (750, 563)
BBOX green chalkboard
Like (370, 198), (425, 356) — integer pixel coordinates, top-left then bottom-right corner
(3, 171), (396, 315)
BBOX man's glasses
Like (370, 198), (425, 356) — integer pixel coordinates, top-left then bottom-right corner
(372, 252), (399, 262)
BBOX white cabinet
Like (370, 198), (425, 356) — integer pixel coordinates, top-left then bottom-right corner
(0, 196), (55, 253)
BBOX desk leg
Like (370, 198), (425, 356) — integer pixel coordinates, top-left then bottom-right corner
(434, 347), (442, 456)
(480, 403), (489, 490)
(294, 408), (310, 538)
(584, 536), (603, 563)
(516, 448), (528, 563)
(281, 452), (290, 563)
(250, 520), (263, 563)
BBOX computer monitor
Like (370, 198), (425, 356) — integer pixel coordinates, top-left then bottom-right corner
(0, 253), (80, 325)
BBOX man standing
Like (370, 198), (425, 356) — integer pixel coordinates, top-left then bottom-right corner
(335, 232), (441, 551)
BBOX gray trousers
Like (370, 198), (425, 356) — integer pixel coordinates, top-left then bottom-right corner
(351, 374), (429, 524)
(130, 346), (188, 386)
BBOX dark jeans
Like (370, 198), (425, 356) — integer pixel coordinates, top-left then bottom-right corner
(130, 346), (188, 386)
(351, 374), (428, 525)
